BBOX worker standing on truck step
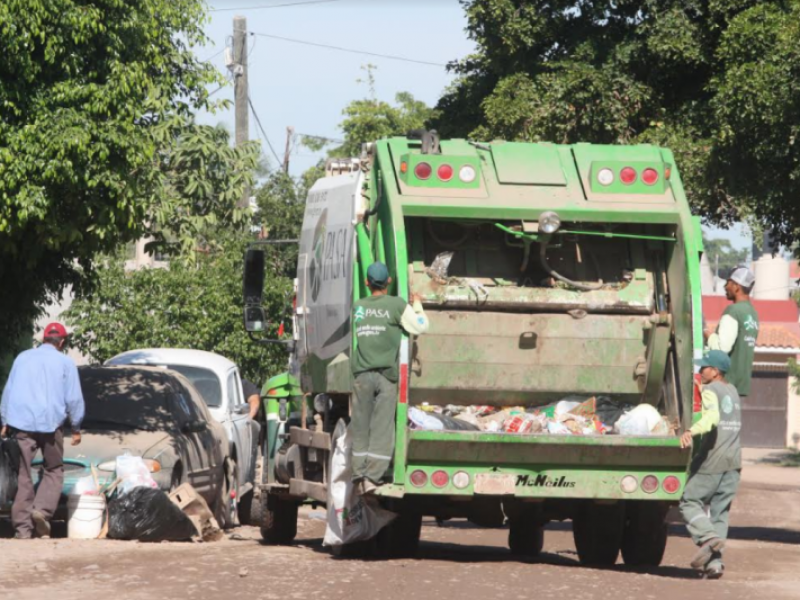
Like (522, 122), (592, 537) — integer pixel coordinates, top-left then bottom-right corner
(705, 266), (759, 397)
(351, 262), (429, 495)
(679, 350), (742, 579)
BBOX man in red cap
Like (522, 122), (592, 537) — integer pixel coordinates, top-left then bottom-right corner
(0, 322), (84, 539)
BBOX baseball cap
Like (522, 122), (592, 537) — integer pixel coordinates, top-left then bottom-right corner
(366, 262), (390, 289)
(694, 350), (731, 373)
(729, 266), (755, 289)
(43, 322), (68, 338)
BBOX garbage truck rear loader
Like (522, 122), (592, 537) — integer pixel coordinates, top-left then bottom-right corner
(244, 134), (700, 565)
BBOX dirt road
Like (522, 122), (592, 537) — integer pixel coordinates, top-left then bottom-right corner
(2, 479), (800, 600)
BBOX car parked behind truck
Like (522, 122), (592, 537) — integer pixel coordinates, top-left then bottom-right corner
(106, 349), (260, 525)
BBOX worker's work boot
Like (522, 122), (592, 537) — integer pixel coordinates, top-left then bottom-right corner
(360, 479), (379, 496)
(31, 511), (51, 539)
(703, 559), (724, 580)
(690, 537), (725, 570)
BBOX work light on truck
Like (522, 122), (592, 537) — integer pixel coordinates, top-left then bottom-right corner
(538, 211), (561, 235)
(452, 471), (470, 490)
(620, 475), (638, 494)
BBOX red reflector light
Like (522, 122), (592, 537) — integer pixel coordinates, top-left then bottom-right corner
(663, 476), (680, 494)
(410, 470), (427, 487)
(431, 470), (449, 488)
(400, 161), (408, 174)
(620, 167), (637, 185)
(437, 164), (454, 181)
(642, 168), (659, 185)
(277, 323), (285, 336)
(642, 475), (659, 494)
(414, 162), (432, 180)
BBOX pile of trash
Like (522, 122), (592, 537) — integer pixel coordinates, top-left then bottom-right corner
(408, 396), (674, 437)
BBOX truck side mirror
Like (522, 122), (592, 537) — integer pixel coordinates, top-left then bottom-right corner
(243, 249), (266, 306)
(244, 306), (267, 333)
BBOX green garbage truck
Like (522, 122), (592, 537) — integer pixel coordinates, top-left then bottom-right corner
(243, 132), (701, 565)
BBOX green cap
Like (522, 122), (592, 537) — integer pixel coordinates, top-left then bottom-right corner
(367, 262), (390, 289)
(694, 350), (731, 373)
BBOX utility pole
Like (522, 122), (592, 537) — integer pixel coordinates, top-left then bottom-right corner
(283, 126), (294, 174)
(233, 15), (249, 208)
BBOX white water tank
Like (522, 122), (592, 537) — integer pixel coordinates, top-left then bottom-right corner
(752, 254), (790, 300)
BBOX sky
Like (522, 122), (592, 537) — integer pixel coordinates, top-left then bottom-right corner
(197, 0), (751, 252)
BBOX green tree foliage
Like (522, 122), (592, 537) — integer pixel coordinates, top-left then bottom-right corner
(0, 0), (259, 358)
(702, 235), (748, 278)
(65, 237), (291, 384)
(433, 1), (800, 248)
(328, 66), (437, 157)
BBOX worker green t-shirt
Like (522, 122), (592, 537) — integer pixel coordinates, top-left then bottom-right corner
(351, 295), (408, 382)
(691, 381), (742, 475)
(722, 301), (759, 396)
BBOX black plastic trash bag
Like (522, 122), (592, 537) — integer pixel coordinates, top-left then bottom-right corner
(108, 487), (198, 542)
(595, 396), (634, 427)
(0, 437), (20, 509)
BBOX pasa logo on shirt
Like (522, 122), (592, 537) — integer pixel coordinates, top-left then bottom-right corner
(744, 315), (759, 332)
(354, 306), (365, 323)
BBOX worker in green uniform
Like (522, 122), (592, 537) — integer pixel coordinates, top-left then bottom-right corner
(680, 350), (742, 579)
(351, 262), (429, 495)
(705, 266), (759, 396)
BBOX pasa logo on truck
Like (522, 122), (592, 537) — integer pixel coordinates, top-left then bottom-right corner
(308, 207), (351, 303)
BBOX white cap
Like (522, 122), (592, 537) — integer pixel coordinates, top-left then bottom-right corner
(729, 266), (755, 288)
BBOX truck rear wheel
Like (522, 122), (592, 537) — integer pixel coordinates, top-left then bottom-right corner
(572, 502), (625, 566)
(621, 501), (669, 567)
(260, 492), (298, 544)
(508, 515), (544, 557)
(376, 509), (423, 558)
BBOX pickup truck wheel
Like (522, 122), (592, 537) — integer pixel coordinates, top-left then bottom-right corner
(260, 493), (298, 544)
(573, 503), (625, 566)
(508, 516), (544, 557)
(376, 510), (422, 558)
(621, 501), (669, 567)
(239, 455), (264, 526)
(215, 462), (239, 530)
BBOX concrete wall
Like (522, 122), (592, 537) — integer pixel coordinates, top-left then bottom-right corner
(755, 351), (800, 449)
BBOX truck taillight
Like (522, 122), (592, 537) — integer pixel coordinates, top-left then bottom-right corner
(415, 162), (432, 180)
(642, 168), (659, 185)
(437, 164), (453, 181)
(597, 168), (614, 186)
(662, 476), (681, 494)
(641, 475), (659, 494)
(459, 165), (476, 183)
(620, 475), (638, 493)
(452, 471), (470, 489)
(620, 167), (637, 185)
(410, 470), (427, 487)
(399, 363), (408, 404)
(431, 470), (449, 488)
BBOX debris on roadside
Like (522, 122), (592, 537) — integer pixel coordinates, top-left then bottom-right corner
(169, 483), (225, 543)
(408, 396), (674, 437)
(107, 487), (198, 542)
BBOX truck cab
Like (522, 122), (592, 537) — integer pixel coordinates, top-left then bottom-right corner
(244, 134), (702, 564)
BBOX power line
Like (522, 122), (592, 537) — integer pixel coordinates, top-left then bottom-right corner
(249, 31), (448, 67)
(210, 0), (344, 11)
(248, 95), (282, 165)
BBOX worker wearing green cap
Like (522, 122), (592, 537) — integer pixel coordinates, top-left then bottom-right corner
(679, 349), (742, 579)
(350, 262), (429, 495)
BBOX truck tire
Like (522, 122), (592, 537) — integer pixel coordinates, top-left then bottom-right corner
(260, 492), (298, 544)
(621, 501), (669, 567)
(508, 515), (544, 557)
(376, 510), (423, 558)
(572, 502), (625, 566)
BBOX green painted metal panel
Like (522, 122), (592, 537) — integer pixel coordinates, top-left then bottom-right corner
(490, 142), (567, 186)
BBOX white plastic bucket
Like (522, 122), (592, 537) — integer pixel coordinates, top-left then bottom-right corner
(67, 494), (106, 539)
